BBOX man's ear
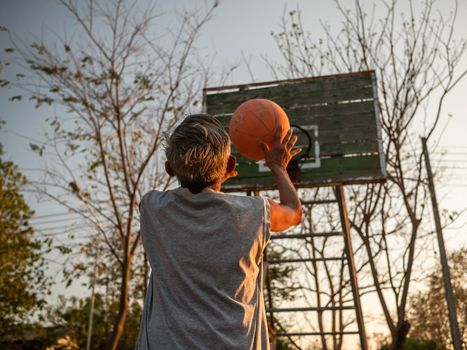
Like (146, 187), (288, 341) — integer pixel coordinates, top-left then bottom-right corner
(165, 161), (175, 177)
(226, 155), (237, 174)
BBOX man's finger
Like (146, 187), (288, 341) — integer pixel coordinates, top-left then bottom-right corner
(286, 135), (297, 150)
(282, 128), (293, 146)
(290, 147), (302, 157)
(259, 141), (269, 154)
(274, 126), (283, 144)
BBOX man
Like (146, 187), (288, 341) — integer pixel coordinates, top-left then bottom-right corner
(136, 114), (302, 349)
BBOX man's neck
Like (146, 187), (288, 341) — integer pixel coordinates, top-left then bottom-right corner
(181, 180), (218, 194)
(210, 181), (222, 192)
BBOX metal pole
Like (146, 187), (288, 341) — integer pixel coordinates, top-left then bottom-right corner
(421, 137), (462, 350)
(86, 251), (98, 350)
(335, 185), (368, 350)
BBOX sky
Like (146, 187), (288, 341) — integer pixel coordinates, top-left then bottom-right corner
(1, 1), (466, 207)
(1, 0), (466, 346)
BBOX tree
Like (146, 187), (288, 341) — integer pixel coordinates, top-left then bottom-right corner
(43, 293), (142, 350)
(409, 248), (466, 349)
(269, 0), (466, 348)
(0, 142), (50, 336)
(2, 0), (219, 348)
(379, 338), (443, 350)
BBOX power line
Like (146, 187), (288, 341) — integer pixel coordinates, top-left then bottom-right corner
(433, 152), (467, 156)
(433, 159), (467, 163)
(31, 216), (85, 225)
(439, 166), (467, 170)
(30, 212), (113, 222)
(35, 230), (96, 237)
(30, 212), (81, 220)
(437, 145), (467, 149)
(34, 223), (95, 234)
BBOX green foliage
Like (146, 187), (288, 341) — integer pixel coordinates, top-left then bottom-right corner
(42, 294), (142, 350)
(276, 338), (295, 350)
(408, 248), (467, 348)
(379, 337), (443, 350)
(0, 144), (50, 335)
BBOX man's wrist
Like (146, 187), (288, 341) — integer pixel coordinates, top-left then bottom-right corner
(269, 164), (287, 175)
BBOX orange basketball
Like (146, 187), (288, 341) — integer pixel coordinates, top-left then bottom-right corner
(229, 99), (290, 160)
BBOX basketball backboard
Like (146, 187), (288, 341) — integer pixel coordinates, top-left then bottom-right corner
(203, 71), (387, 192)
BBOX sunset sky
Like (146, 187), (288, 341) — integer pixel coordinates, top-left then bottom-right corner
(2, 0), (465, 237)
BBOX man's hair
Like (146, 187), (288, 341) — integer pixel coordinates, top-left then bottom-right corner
(165, 114), (230, 187)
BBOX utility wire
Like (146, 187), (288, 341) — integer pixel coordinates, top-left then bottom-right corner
(33, 223), (94, 232)
(30, 212), (82, 220)
(31, 216), (85, 225)
(35, 230), (95, 237)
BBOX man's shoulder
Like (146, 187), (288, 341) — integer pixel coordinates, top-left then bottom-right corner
(221, 192), (267, 212)
(141, 188), (267, 212)
(142, 189), (160, 203)
(140, 189), (172, 210)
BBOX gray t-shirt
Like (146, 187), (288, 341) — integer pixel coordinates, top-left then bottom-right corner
(136, 187), (271, 350)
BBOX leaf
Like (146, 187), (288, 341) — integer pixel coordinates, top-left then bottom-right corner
(4, 48), (15, 53)
(63, 96), (79, 104)
(57, 245), (72, 255)
(30, 42), (47, 55)
(81, 56), (92, 64)
(29, 143), (44, 157)
(9, 95), (22, 102)
(29, 143), (45, 156)
(29, 95), (54, 108)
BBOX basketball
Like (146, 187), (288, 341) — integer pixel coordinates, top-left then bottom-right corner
(229, 99), (290, 160)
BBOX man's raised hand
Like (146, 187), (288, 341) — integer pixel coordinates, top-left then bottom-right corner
(259, 127), (302, 171)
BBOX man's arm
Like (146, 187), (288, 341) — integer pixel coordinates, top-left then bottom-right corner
(259, 127), (302, 232)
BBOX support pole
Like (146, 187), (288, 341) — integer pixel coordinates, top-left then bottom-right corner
(86, 250), (98, 350)
(335, 185), (368, 350)
(421, 137), (462, 350)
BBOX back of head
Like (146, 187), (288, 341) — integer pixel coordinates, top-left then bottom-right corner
(166, 114), (230, 191)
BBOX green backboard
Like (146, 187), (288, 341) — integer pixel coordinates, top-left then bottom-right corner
(204, 71), (387, 192)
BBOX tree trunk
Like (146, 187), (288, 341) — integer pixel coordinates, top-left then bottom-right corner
(390, 320), (411, 350)
(106, 256), (132, 350)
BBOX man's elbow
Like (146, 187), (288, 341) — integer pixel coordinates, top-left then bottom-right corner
(291, 205), (302, 226)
